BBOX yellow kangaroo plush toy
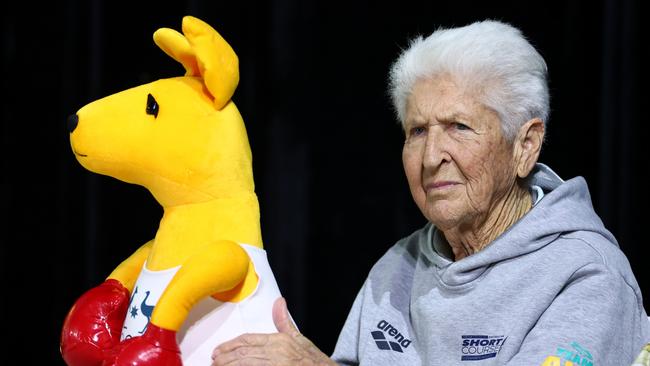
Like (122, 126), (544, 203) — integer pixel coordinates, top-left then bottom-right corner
(60, 16), (284, 366)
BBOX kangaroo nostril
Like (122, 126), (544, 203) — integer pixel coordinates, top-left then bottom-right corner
(68, 114), (79, 133)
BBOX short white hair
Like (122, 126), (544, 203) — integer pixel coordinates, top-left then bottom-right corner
(389, 20), (549, 142)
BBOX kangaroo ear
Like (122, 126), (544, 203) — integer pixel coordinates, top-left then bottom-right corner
(153, 27), (200, 77)
(181, 16), (239, 110)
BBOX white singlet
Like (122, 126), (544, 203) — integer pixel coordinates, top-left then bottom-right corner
(121, 244), (283, 365)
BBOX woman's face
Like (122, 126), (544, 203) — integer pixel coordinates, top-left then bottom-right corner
(402, 76), (520, 231)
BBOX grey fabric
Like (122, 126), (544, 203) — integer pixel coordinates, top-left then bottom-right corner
(331, 163), (650, 366)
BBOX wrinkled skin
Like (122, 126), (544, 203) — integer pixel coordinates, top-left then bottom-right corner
(402, 75), (544, 260)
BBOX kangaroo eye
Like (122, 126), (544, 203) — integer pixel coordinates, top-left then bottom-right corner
(146, 93), (159, 118)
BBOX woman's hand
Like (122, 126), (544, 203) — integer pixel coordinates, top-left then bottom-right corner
(211, 297), (337, 365)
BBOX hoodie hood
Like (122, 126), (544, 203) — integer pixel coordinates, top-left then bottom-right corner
(420, 163), (618, 286)
(333, 162), (649, 366)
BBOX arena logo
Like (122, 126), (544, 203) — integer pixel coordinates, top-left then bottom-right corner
(371, 320), (412, 353)
(460, 334), (508, 361)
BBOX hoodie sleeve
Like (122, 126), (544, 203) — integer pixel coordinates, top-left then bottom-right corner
(505, 262), (649, 366)
(330, 282), (367, 366)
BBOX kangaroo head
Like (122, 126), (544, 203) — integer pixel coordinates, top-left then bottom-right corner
(69, 16), (253, 207)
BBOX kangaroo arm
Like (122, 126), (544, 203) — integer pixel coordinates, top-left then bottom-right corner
(107, 240), (153, 291)
(150, 239), (251, 331)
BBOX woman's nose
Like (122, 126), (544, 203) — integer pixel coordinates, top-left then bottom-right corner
(423, 130), (449, 167)
(68, 114), (78, 133)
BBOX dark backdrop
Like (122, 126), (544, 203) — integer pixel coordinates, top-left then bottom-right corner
(2, 0), (648, 364)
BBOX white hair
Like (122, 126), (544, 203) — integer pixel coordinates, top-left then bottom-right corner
(389, 20), (549, 142)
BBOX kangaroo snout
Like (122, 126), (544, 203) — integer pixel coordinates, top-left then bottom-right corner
(68, 114), (78, 133)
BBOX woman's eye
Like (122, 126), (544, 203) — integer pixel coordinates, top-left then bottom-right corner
(453, 122), (470, 131)
(410, 126), (426, 136)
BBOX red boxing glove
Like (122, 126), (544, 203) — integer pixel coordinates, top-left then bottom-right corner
(105, 324), (182, 366)
(60, 279), (130, 366)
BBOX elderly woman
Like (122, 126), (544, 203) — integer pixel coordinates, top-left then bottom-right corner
(212, 20), (650, 366)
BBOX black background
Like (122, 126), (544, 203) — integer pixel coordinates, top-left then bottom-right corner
(2, 0), (648, 364)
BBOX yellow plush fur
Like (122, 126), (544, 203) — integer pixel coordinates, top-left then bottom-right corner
(69, 16), (260, 331)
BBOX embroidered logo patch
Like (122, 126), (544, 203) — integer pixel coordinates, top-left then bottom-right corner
(371, 320), (412, 353)
(460, 334), (508, 361)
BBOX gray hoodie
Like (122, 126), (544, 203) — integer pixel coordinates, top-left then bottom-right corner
(331, 164), (650, 365)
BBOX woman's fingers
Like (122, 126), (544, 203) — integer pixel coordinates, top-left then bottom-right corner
(212, 297), (336, 365)
(215, 333), (271, 355)
(273, 297), (299, 336)
(211, 344), (273, 366)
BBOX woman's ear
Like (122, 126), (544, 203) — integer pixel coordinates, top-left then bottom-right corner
(515, 118), (545, 178)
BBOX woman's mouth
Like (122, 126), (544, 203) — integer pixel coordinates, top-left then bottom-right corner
(425, 181), (459, 192)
